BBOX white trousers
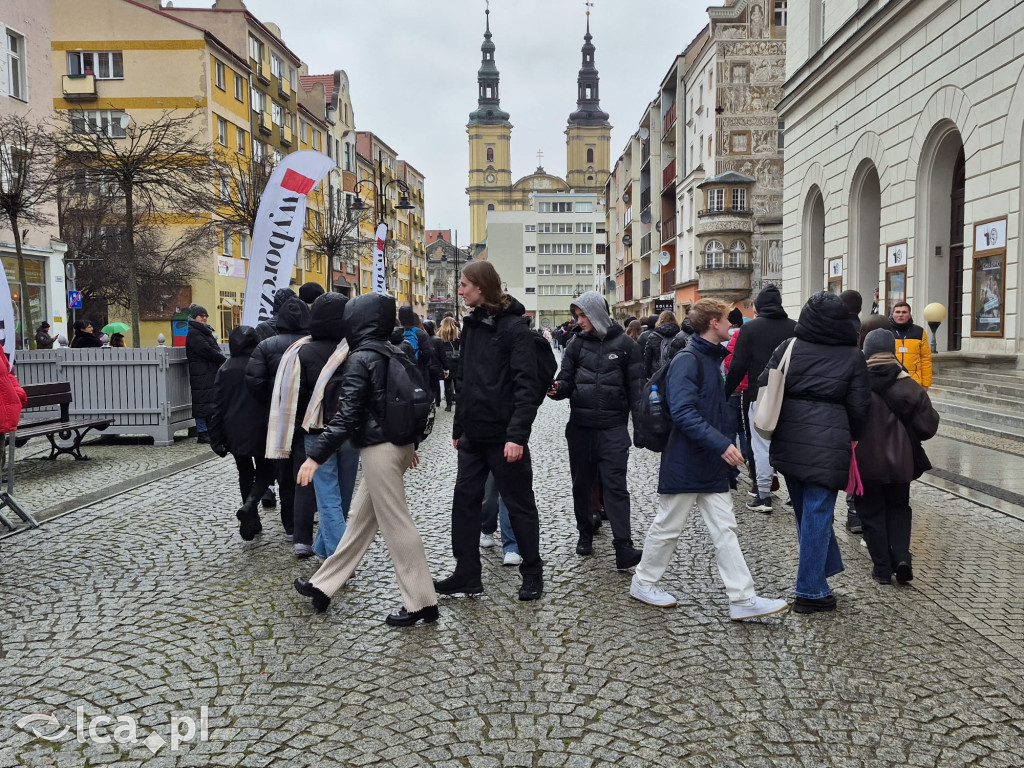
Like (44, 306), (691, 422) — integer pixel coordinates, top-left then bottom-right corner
(635, 491), (755, 602)
(747, 399), (774, 496)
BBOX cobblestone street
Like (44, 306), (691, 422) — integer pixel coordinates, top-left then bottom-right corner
(2, 399), (1023, 767)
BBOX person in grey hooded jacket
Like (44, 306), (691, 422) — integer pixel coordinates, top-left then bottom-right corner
(548, 291), (644, 570)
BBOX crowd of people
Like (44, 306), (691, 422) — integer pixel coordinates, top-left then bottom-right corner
(190, 262), (939, 627)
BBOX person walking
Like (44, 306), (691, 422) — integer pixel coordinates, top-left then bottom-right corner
(548, 291), (644, 570)
(642, 311), (680, 379)
(297, 293), (358, 560)
(723, 309), (752, 470)
(630, 298), (789, 621)
(34, 322), (56, 350)
(423, 319), (446, 407)
(434, 261), (545, 601)
(70, 320), (102, 348)
(208, 325), (274, 541)
(854, 329), (939, 585)
(185, 304), (226, 445)
(890, 301), (932, 389)
(293, 292), (438, 627)
(723, 284), (797, 513)
(757, 291), (871, 614)
(397, 306), (440, 390)
(438, 316), (461, 411)
(625, 320), (643, 340)
(839, 290), (865, 534)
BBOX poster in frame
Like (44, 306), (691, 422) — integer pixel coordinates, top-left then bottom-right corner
(972, 217), (1006, 337)
(885, 242), (908, 315)
(827, 257), (843, 294)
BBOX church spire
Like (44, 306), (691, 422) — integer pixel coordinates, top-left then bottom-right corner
(568, 4), (609, 127)
(468, 6), (510, 125)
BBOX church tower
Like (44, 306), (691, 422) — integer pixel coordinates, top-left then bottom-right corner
(565, 9), (611, 194)
(467, 7), (513, 245)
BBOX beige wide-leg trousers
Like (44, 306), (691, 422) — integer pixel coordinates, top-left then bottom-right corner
(310, 441), (437, 612)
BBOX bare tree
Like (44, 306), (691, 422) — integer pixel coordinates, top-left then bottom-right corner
(212, 151), (274, 237)
(56, 109), (218, 346)
(306, 186), (373, 282)
(0, 114), (60, 348)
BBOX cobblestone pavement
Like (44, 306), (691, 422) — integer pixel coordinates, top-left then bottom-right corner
(1, 400), (1023, 767)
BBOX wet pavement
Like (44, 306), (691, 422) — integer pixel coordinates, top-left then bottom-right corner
(1, 399), (1023, 767)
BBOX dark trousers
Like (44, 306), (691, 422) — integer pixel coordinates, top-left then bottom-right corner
(431, 378), (442, 406)
(566, 423), (633, 543)
(451, 437), (542, 579)
(729, 393), (752, 464)
(443, 376), (458, 407)
(857, 482), (912, 579)
(275, 432), (317, 542)
(740, 390), (755, 476)
(233, 455), (276, 508)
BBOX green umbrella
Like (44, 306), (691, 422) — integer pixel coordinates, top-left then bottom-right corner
(101, 322), (131, 335)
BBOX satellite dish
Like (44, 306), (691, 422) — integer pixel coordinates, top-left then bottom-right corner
(655, 221), (662, 232)
(659, 250), (671, 266)
(651, 259), (661, 274)
(640, 210), (651, 225)
(118, 113), (132, 130)
(616, 250), (624, 261)
(622, 192), (630, 204)
(621, 234), (632, 248)
(638, 127), (650, 141)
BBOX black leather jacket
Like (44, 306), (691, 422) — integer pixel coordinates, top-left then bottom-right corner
(305, 292), (398, 460)
(245, 296), (310, 405)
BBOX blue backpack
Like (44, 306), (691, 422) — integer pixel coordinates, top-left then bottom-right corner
(403, 328), (420, 360)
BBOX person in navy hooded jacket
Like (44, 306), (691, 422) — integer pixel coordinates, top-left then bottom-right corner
(630, 298), (789, 622)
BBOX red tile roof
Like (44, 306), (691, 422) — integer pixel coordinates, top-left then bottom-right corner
(300, 74), (334, 104)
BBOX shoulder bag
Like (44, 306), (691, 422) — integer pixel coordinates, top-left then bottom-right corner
(753, 338), (796, 440)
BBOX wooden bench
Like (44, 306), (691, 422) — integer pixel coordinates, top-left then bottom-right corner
(0, 382), (115, 530)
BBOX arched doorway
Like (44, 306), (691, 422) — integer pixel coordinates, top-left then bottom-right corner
(802, 187), (825, 300)
(917, 124), (964, 353)
(849, 161), (881, 312)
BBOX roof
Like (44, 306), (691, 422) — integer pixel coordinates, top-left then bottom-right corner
(698, 171), (756, 187)
(300, 75), (334, 103)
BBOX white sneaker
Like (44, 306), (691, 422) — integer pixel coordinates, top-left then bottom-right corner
(729, 596), (789, 621)
(629, 576), (677, 607)
(503, 551), (523, 566)
(479, 533), (495, 548)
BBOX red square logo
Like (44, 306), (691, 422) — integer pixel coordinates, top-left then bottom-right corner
(280, 169), (316, 194)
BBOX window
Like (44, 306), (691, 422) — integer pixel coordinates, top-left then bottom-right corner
(731, 133), (748, 153)
(270, 53), (283, 78)
(576, 264), (593, 274)
(732, 188), (747, 211)
(525, 287), (536, 294)
(728, 240), (747, 268)
(538, 243), (573, 255)
(705, 240), (725, 268)
(486, 146), (494, 163)
(708, 136), (713, 158)
(774, 0), (787, 27)
(525, 266), (536, 273)
(538, 285), (556, 295)
(553, 264), (573, 275)
(217, 117), (227, 146)
(575, 202), (593, 213)
(312, 130), (321, 151)
(487, 203), (495, 211)
(235, 74), (245, 102)
(586, 148), (594, 163)
(70, 110), (127, 138)
(240, 232), (250, 259)
(251, 88), (265, 113)
(7, 31), (25, 100)
(271, 102), (283, 125)
(778, 120), (785, 150)
(525, 245), (536, 253)
(222, 228), (233, 256)
(538, 222), (573, 234)
(538, 201), (573, 213)
(67, 51), (123, 79)
(576, 222), (593, 234)
(556, 285), (575, 295)
(537, 265), (552, 275)
(236, 127), (246, 154)
(576, 244), (592, 254)
(253, 140), (266, 161)
(343, 143), (353, 171)
(524, 224), (536, 232)
(248, 36), (263, 63)
(219, 173), (231, 202)
(215, 60), (225, 90)
(707, 189), (725, 212)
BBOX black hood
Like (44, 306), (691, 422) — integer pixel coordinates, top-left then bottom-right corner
(308, 293), (348, 341)
(273, 288), (297, 314)
(275, 296), (310, 334)
(228, 325), (260, 357)
(653, 322), (680, 339)
(345, 292), (397, 348)
(867, 362), (902, 394)
(754, 284), (788, 319)
(680, 317), (694, 335)
(795, 291), (858, 346)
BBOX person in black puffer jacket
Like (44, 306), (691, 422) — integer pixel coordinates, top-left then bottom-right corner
(254, 287), (297, 342)
(293, 292), (439, 627)
(724, 284), (797, 512)
(757, 291), (870, 615)
(185, 304), (226, 444)
(423, 319), (446, 407)
(397, 306), (440, 390)
(436, 260), (545, 602)
(438, 316), (461, 410)
(636, 314), (658, 352)
(642, 311), (680, 379)
(246, 295), (312, 545)
(548, 291), (644, 570)
(297, 292), (358, 560)
(208, 325), (273, 541)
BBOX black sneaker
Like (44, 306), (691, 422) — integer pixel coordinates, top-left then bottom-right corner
(845, 513), (863, 534)
(518, 575), (543, 601)
(792, 595), (837, 614)
(895, 561), (914, 583)
(576, 532), (593, 556)
(615, 546), (643, 571)
(745, 495), (772, 513)
(261, 490), (277, 509)
(433, 574), (484, 596)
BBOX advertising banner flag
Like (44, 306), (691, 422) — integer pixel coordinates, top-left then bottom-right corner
(0, 264), (15, 363)
(241, 150), (335, 327)
(371, 223), (388, 295)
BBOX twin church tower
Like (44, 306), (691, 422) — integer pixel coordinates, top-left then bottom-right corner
(467, 8), (612, 244)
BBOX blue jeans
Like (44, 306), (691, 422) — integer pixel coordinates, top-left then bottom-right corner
(785, 476), (844, 599)
(196, 416), (208, 433)
(305, 434), (360, 559)
(481, 472), (519, 555)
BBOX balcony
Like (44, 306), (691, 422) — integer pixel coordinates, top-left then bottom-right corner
(695, 208), (754, 237)
(696, 261), (753, 303)
(280, 124), (293, 146)
(663, 104), (676, 134)
(258, 111), (272, 135)
(661, 216), (677, 242)
(623, 208), (633, 228)
(278, 75), (291, 100)
(641, 141), (651, 165)
(662, 159), (677, 190)
(640, 189), (651, 211)
(62, 74), (97, 101)
(256, 62), (271, 86)
(640, 233), (652, 256)
(641, 278), (651, 298)
(661, 269), (676, 292)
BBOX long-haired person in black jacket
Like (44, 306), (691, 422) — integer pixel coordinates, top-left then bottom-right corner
(293, 292), (438, 627)
(548, 291), (644, 570)
(438, 316), (461, 411)
(434, 260), (545, 602)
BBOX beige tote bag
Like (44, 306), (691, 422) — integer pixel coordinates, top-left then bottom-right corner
(753, 338), (796, 439)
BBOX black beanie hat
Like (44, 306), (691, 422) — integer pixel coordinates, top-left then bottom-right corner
(299, 281), (325, 304)
(728, 308), (744, 327)
(398, 306), (416, 327)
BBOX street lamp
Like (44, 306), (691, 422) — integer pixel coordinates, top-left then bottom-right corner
(440, 231), (463, 318)
(348, 150), (415, 300)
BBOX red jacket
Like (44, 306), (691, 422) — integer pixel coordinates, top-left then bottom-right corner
(0, 352), (27, 433)
(724, 328), (749, 393)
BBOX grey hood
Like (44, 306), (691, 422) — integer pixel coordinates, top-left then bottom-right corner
(570, 291), (615, 340)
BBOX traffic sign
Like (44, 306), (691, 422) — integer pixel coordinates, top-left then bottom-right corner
(67, 291), (83, 309)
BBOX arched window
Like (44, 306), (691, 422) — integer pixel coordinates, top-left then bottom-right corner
(487, 203), (495, 211)
(486, 147), (494, 163)
(586, 148), (594, 163)
(705, 240), (725, 268)
(729, 240), (747, 267)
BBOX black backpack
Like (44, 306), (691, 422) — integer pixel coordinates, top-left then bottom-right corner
(634, 349), (702, 452)
(499, 320), (557, 407)
(379, 346), (435, 447)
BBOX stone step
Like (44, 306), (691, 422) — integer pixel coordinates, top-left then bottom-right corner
(933, 369), (1024, 385)
(930, 379), (1024, 402)
(931, 399), (1024, 439)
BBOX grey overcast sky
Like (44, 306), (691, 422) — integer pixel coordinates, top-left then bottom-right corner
(194, 0), (713, 242)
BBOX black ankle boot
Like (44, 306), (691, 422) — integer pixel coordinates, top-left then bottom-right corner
(518, 575), (543, 601)
(385, 605), (440, 626)
(293, 578), (330, 612)
(236, 505), (262, 541)
(433, 573), (484, 595)
(614, 541), (643, 571)
(576, 531), (593, 556)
